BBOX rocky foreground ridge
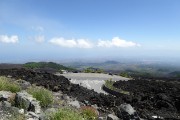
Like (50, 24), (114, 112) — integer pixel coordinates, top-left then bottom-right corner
(0, 68), (180, 120)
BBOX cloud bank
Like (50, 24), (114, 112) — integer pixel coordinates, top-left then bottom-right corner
(49, 37), (140, 48)
(0, 35), (19, 43)
(49, 37), (93, 48)
(98, 37), (141, 47)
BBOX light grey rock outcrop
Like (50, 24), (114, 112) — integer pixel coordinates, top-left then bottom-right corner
(15, 91), (41, 114)
(0, 101), (22, 120)
(0, 91), (14, 102)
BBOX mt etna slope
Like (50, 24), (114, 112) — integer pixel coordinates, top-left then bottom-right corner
(0, 68), (179, 119)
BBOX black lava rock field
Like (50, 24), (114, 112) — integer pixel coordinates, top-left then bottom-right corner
(114, 79), (180, 119)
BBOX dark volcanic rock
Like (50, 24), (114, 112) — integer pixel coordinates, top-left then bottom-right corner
(113, 79), (180, 119)
(0, 68), (70, 92)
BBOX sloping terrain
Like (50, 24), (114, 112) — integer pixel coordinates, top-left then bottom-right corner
(0, 68), (179, 119)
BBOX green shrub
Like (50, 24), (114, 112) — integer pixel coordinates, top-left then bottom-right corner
(104, 79), (115, 89)
(119, 72), (131, 78)
(49, 108), (83, 120)
(0, 76), (21, 92)
(27, 85), (53, 107)
(81, 106), (98, 120)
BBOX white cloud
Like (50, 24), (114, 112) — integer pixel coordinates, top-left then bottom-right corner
(34, 35), (45, 43)
(49, 37), (93, 48)
(98, 37), (141, 47)
(0, 35), (19, 43)
(77, 39), (93, 48)
(49, 36), (140, 48)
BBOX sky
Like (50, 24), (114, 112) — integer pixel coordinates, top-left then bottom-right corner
(0, 0), (180, 63)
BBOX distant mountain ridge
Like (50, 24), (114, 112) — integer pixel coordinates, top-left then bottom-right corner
(0, 63), (22, 69)
(103, 61), (119, 64)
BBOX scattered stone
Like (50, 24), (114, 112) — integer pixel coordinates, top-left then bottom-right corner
(120, 103), (135, 115)
(15, 80), (31, 90)
(2, 101), (11, 107)
(91, 104), (98, 109)
(68, 100), (80, 108)
(98, 117), (104, 120)
(28, 111), (40, 118)
(152, 115), (164, 119)
(62, 94), (70, 101)
(25, 111), (40, 120)
(107, 114), (120, 120)
(19, 108), (25, 114)
(45, 108), (57, 114)
(84, 100), (90, 105)
(117, 103), (140, 120)
(7, 75), (12, 78)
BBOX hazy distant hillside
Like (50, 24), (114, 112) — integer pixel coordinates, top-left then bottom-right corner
(0, 64), (22, 69)
(62, 60), (180, 78)
(1, 60), (180, 79)
(169, 71), (180, 77)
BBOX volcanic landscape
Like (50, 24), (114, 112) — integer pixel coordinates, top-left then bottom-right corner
(0, 65), (179, 120)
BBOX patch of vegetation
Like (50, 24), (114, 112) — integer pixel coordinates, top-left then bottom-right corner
(23, 62), (75, 71)
(27, 85), (54, 107)
(81, 106), (98, 120)
(0, 76), (21, 92)
(83, 67), (104, 73)
(104, 79), (130, 95)
(104, 79), (115, 89)
(119, 72), (131, 78)
(48, 108), (83, 120)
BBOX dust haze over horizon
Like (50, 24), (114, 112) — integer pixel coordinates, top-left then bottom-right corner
(0, 0), (180, 63)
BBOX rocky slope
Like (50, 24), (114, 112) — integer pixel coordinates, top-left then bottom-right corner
(0, 68), (180, 120)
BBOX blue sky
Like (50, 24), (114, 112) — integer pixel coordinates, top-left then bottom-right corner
(0, 0), (180, 62)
